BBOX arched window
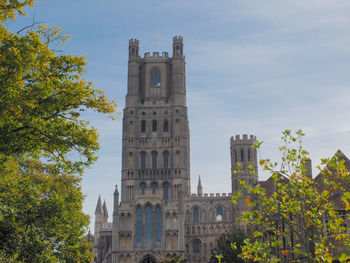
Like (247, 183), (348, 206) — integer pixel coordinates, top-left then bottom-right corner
(150, 67), (161, 87)
(135, 206), (142, 248)
(144, 204), (153, 248)
(152, 120), (157, 132)
(152, 151), (157, 169)
(155, 206), (162, 248)
(163, 120), (169, 132)
(193, 239), (201, 253)
(141, 120), (146, 133)
(141, 152), (146, 170)
(241, 148), (244, 162)
(216, 207), (223, 222)
(248, 149), (251, 161)
(234, 149), (238, 163)
(193, 207), (199, 223)
(151, 182), (157, 194)
(163, 182), (169, 200)
(163, 151), (169, 169)
(140, 182), (146, 194)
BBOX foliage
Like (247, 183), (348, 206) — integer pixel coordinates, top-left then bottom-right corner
(210, 229), (246, 263)
(0, 2), (117, 174)
(232, 130), (350, 262)
(0, 156), (92, 262)
(0, 1), (117, 262)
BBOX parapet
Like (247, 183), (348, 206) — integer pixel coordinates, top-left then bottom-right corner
(129, 38), (139, 46)
(230, 134), (256, 145)
(143, 51), (169, 59)
(173, 35), (183, 43)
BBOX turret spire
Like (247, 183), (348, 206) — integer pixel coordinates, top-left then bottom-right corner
(95, 195), (103, 215)
(197, 175), (203, 196)
(103, 200), (109, 220)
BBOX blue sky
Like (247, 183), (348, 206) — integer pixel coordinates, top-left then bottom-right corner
(7, 0), (350, 231)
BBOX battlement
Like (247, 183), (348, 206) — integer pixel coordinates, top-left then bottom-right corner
(143, 51), (169, 59)
(129, 38), (139, 45)
(230, 134), (256, 145)
(173, 35), (183, 43)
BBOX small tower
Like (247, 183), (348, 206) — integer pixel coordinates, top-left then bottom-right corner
(126, 39), (140, 107)
(171, 36), (186, 106)
(112, 185), (119, 262)
(230, 134), (258, 192)
(94, 195), (103, 259)
(197, 175), (203, 196)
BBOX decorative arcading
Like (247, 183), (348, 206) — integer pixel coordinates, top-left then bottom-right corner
(189, 193), (232, 199)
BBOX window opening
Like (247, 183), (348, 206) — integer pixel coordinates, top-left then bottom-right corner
(140, 182), (146, 194)
(163, 151), (169, 169)
(216, 207), (223, 222)
(152, 120), (157, 132)
(163, 182), (169, 200)
(145, 204), (153, 248)
(152, 151), (157, 169)
(193, 207), (199, 223)
(151, 182), (157, 194)
(141, 152), (146, 170)
(150, 67), (161, 87)
(136, 206), (142, 248)
(141, 120), (146, 133)
(163, 120), (169, 132)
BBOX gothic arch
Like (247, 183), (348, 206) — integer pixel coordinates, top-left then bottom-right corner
(140, 253), (158, 263)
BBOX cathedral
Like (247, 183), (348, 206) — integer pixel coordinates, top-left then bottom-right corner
(93, 36), (273, 263)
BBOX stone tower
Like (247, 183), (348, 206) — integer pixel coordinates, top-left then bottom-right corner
(230, 134), (258, 192)
(113, 36), (190, 263)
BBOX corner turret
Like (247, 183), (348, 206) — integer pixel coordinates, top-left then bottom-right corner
(230, 134), (258, 192)
(172, 36), (184, 58)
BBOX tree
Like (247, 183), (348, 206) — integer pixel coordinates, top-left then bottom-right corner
(233, 130), (350, 262)
(0, 0), (117, 174)
(0, 1), (117, 261)
(210, 229), (246, 263)
(0, 157), (92, 262)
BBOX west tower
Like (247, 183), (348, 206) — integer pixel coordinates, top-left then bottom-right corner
(112, 36), (190, 263)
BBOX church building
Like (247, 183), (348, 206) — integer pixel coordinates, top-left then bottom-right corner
(93, 36), (274, 263)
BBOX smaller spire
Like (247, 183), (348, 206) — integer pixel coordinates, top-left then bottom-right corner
(95, 195), (103, 215)
(197, 175), (203, 196)
(103, 200), (109, 219)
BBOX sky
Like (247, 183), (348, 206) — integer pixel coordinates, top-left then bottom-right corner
(7, 0), (350, 231)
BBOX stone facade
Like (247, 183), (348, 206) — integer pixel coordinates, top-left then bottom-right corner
(93, 37), (260, 263)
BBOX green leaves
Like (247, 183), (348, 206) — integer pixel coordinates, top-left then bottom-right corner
(0, 2), (116, 261)
(0, 11), (117, 174)
(0, 157), (93, 262)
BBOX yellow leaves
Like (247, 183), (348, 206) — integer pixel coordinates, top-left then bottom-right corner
(259, 159), (265, 166)
(307, 221), (312, 228)
(240, 180), (246, 185)
(244, 198), (251, 207)
(345, 199), (350, 211)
